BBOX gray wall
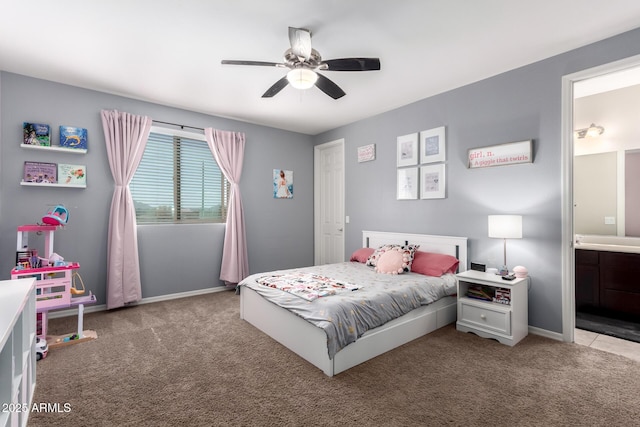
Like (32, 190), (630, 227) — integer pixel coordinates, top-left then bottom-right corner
(0, 72), (314, 304)
(314, 27), (640, 334)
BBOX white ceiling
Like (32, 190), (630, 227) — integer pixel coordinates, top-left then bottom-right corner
(2, 1), (640, 135)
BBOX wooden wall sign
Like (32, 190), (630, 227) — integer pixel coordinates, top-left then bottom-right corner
(468, 140), (532, 169)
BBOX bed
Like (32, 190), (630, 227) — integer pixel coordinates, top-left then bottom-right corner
(238, 230), (468, 377)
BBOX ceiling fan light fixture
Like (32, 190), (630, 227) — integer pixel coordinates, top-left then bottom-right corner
(287, 68), (318, 90)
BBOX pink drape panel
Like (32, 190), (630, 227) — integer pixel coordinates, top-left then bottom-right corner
(101, 110), (152, 309)
(204, 128), (248, 285)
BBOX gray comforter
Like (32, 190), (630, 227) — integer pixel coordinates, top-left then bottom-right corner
(237, 262), (457, 359)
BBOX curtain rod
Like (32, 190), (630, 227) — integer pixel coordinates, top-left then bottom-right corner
(152, 120), (204, 132)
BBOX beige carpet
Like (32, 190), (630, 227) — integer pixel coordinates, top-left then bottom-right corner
(29, 290), (640, 426)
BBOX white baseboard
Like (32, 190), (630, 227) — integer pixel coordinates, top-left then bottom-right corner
(529, 325), (564, 342)
(47, 286), (230, 319)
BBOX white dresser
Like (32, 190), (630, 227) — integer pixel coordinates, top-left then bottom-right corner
(0, 278), (37, 427)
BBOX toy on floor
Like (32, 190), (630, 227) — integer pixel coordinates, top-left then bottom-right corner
(35, 337), (48, 360)
(42, 205), (69, 225)
(59, 334), (79, 343)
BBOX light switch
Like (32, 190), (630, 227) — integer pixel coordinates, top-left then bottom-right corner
(345, 216), (350, 224)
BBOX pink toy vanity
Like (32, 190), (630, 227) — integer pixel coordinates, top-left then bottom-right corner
(11, 224), (97, 348)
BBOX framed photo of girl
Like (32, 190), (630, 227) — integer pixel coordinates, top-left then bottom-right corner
(420, 126), (446, 164)
(273, 169), (293, 199)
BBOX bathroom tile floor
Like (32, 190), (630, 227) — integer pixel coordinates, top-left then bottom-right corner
(575, 328), (640, 363)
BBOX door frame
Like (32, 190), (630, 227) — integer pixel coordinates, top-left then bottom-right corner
(560, 53), (640, 343)
(313, 138), (345, 265)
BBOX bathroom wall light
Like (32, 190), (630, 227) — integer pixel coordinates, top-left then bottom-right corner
(574, 123), (605, 139)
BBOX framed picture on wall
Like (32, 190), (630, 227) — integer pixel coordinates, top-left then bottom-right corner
(420, 126), (446, 164)
(397, 167), (418, 200)
(397, 133), (418, 167)
(273, 169), (293, 199)
(420, 164), (446, 199)
(357, 144), (376, 162)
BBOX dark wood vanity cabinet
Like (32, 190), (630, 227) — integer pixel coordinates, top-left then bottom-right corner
(576, 249), (640, 319)
(575, 249), (599, 310)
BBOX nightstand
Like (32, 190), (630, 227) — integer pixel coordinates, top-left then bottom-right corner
(456, 270), (529, 346)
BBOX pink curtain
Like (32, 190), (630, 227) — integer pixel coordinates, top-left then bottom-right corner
(204, 128), (249, 285)
(101, 110), (152, 309)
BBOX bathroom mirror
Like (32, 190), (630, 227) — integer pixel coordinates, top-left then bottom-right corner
(574, 78), (640, 237)
(574, 150), (640, 236)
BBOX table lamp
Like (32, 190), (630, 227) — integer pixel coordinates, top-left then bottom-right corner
(488, 215), (522, 275)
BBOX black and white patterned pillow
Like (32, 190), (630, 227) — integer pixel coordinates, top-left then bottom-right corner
(366, 243), (420, 272)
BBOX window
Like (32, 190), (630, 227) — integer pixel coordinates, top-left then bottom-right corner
(130, 127), (229, 224)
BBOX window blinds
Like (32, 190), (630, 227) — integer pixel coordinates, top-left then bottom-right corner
(130, 132), (228, 224)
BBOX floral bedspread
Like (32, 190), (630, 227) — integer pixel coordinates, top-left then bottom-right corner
(256, 272), (359, 301)
(237, 262), (457, 359)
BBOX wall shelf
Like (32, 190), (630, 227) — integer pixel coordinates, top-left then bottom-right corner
(20, 181), (86, 189)
(20, 144), (86, 154)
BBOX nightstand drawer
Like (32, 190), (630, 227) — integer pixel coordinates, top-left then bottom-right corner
(459, 301), (511, 335)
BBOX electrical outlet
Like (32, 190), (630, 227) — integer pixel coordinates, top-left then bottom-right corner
(604, 216), (615, 225)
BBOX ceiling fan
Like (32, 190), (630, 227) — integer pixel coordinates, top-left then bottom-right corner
(221, 27), (381, 99)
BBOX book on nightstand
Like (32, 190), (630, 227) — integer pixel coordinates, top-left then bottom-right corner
(493, 287), (511, 305)
(466, 284), (494, 301)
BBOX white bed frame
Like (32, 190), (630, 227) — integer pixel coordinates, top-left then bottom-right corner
(239, 230), (468, 377)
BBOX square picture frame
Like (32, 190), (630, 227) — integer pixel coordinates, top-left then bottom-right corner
(420, 126), (446, 164)
(397, 133), (418, 167)
(397, 167), (418, 200)
(420, 164), (446, 199)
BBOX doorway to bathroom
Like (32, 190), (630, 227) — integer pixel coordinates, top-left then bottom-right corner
(566, 58), (640, 344)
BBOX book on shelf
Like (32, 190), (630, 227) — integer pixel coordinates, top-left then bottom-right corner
(466, 284), (494, 301)
(59, 126), (87, 149)
(23, 122), (51, 146)
(493, 287), (511, 305)
(23, 161), (57, 183)
(58, 163), (86, 186)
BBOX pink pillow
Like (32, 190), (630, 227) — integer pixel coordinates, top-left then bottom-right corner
(350, 247), (375, 263)
(411, 251), (459, 277)
(375, 249), (409, 274)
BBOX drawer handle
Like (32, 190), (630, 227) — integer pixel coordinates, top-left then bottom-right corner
(480, 314), (486, 320)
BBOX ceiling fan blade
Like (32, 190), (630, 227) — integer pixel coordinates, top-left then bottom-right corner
(262, 76), (289, 98)
(288, 27), (312, 61)
(322, 58), (381, 71)
(221, 60), (283, 67)
(315, 73), (346, 99)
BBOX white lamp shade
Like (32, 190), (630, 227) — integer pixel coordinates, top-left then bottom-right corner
(286, 68), (318, 90)
(488, 215), (522, 239)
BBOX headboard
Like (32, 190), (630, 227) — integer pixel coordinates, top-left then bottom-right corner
(362, 230), (468, 273)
